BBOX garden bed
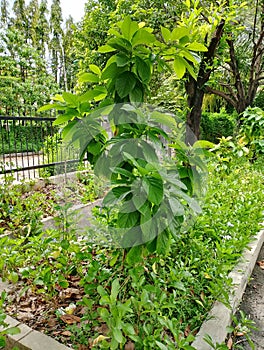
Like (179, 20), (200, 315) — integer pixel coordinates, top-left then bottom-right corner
(0, 157), (263, 349)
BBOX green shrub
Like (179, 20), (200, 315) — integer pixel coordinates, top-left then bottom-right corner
(200, 111), (237, 143)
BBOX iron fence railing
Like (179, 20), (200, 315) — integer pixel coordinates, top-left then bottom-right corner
(0, 115), (84, 181)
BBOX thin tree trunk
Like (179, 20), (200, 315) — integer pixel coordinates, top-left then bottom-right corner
(185, 19), (225, 145)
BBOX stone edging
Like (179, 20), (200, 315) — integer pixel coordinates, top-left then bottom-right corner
(192, 226), (264, 349)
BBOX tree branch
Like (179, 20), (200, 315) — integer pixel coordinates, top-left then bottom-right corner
(206, 86), (237, 107)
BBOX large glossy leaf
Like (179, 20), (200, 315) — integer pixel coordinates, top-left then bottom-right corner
(101, 62), (119, 80)
(117, 210), (139, 228)
(144, 177), (164, 205)
(135, 56), (151, 83)
(186, 42), (208, 52)
(89, 64), (101, 75)
(53, 109), (78, 125)
(78, 72), (99, 83)
(131, 28), (155, 47)
(38, 103), (66, 112)
(98, 44), (116, 53)
(161, 26), (171, 43)
(129, 85), (143, 102)
(115, 72), (137, 98)
(107, 37), (132, 53)
(173, 56), (187, 79)
(62, 92), (78, 107)
(115, 53), (130, 67)
(121, 16), (139, 40)
(171, 27), (190, 41)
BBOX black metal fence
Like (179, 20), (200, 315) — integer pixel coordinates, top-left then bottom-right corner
(0, 115), (83, 181)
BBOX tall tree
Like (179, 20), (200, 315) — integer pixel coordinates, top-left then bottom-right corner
(36, 0), (50, 58)
(49, 0), (63, 85)
(61, 15), (76, 91)
(206, 0), (264, 115)
(12, 0), (28, 40)
(0, 26), (59, 114)
(0, 0), (9, 27)
(27, 0), (39, 48)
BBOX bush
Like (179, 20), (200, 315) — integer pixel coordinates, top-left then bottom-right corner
(200, 111), (237, 143)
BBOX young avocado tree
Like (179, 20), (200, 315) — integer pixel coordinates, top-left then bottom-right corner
(40, 17), (209, 260)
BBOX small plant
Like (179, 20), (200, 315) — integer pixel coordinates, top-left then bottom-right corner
(0, 291), (20, 349)
(239, 107), (264, 159)
(226, 310), (258, 349)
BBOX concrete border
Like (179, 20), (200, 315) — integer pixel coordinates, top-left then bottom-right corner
(0, 312), (72, 350)
(192, 226), (264, 349)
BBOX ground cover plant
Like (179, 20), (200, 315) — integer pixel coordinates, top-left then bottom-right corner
(0, 167), (103, 237)
(0, 153), (263, 349)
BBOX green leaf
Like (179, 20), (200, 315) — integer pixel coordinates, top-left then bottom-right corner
(117, 211), (139, 228)
(186, 42), (208, 52)
(129, 85), (143, 102)
(161, 26), (171, 43)
(98, 44), (116, 53)
(61, 239), (70, 250)
(115, 53), (130, 67)
(38, 103), (65, 112)
(113, 328), (123, 343)
(174, 281), (186, 291)
(157, 230), (170, 254)
(101, 62), (119, 80)
(135, 56), (151, 83)
(53, 110), (78, 125)
(126, 245), (143, 265)
(62, 92), (78, 106)
(171, 27), (190, 40)
(169, 197), (185, 215)
(78, 72), (99, 83)
(122, 323), (135, 335)
(58, 279), (69, 288)
(9, 272), (18, 283)
(131, 28), (156, 47)
(185, 61), (197, 79)
(52, 94), (65, 102)
(5, 327), (20, 336)
(115, 72), (137, 98)
(89, 64), (101, 75)
(144, 177), (164, 205)
(173, 56), (187, 79)
(121, 16), (139, 40)
(193, 140), (215, 149)
(107, 37), (132, 53)
(110, 279), (120, 301)
(150, 111), (176, 128)
(156, 340), (168, 350)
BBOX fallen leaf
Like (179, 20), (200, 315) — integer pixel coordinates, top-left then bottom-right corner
(92, 335), (110, 346)
(236, 331), (245, 337)
(61, 330), (72, 337)
(257, 260), (264, 269)
(227, 337), (233, 349)
(184, 324), (191, 337)
(125, 341), (135, 350)
(60, 314), (81, 324)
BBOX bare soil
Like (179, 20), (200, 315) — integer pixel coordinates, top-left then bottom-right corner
(235, 243), (264, 349)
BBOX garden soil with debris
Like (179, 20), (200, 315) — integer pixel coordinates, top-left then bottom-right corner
(235, 243), (264, 349)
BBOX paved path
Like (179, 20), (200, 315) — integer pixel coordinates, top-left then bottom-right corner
(237, 243), (264, 349)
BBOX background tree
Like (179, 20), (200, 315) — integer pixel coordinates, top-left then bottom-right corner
(49, 0), (63, 85)
(206, 0), (264, 116)
(0, 0), (9, 27)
